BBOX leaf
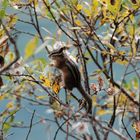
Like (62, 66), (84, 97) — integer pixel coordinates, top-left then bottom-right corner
(92, 0), (98, 10)
(69, 27), (81, 30)
(76, 4), (83, 11)
(3, 122), (11, 133)
(0, 36), (9, 56)
(6, 101), (14, 110)
(0, 94), (6, 100)
(52, 82), (60, 94)
(3, 113), (15, 133)
(96, 109), (112, 116)
(132, 39), (136, 56)
(8, 15), (18, 28)
(106, 0), (121, 17)
(92, 95), (97, 106)
(132, 121), (140, 132)
(2, 0), (8, 9)
(118, 93), (127, 106)
(50, 98), (61, 111)
(40, 75), (51, 88)
(83, 8), (92, 17)
(132, 77), (138, 89)
(36, 95), (47, 100)
(75, 20), (82, 26)
(0, 9), (5, 19)
(115, 59), (128, 65)
(24, 36), (39, 59)
(104, 42), (116, 51)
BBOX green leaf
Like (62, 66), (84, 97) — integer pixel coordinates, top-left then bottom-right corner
(132, 77), (138, 89)
(107, 0), (121, 17)
(3, 122), (11, 133)
(0, 9), (5, 19)
(24, 36), (39, 59)
(2, 0), (8, 9)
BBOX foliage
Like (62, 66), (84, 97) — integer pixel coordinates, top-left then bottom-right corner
(0, 0), (140, 140)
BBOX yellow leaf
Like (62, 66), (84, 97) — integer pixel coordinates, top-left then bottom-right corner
(51, 99), (61, 111)
(103, 42), (116, 54)
(118, 93), (127, 106)
(91, 0), (98, 16)
(96, 109), (112, 116)
(36, 95), (47, 100)
(106, 0), (121, 17)
(8, 15), (18, 28)
(75, 20), (82, 26)
(0, 94), (6, 100)
(132, 39), (136, 56)
(6, 102), (14, 109)
(92, 95), (97, 106)
(40, 75), (51, 88)
(52, 82), (60, 94)
(9, 52), (14, 62)
(115, 59), (128, 65)
(76, 4), (83, 11)
(24, 36), (38, 59)
(44, 78), (51, 87)
(84, 8), (92, 17)
(40, 75), (45, 81)
(132, 121), (140, 132)
(127, 24), (135, 38)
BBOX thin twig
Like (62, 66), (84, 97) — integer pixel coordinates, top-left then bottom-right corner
(0, 20), (20, 74)
(121, 101), (134, 140)
(25, 110), (35, 140)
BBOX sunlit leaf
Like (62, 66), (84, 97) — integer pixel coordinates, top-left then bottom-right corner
(0, 9), (5, 19)
(24, 36), (39, 59)
(115, 59), (128, 65)
(8, 15), (18, 28)
(106, 0), (121, 17)
(3, 122), (11, 133)
(36, 95), (47, 100)
(75, 20), (82, 26)
(76, 4), (83, 11)
(132, 39), (136, 56)
(104, 42), (116, 50)
(132, 77), (138, 89)
(69, 26), (81, 30)
(0, 94), (7, 100)
(40, 75), (51, 88)
(50, 98), (61, 111)
(92, 95), (97, 106)
(6, 101), (14, 110)
(118, 93), (127, 106)
(83, 8), (92, 17)
(52, 82), (60, 94)
(132, 121), (140, 132)
(2, 0), (8, 9)
(5, 52), (15, 63)
(3, 113), (15, 133)
(92, 0), (98, 12)
(96, 109), (112, 116)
